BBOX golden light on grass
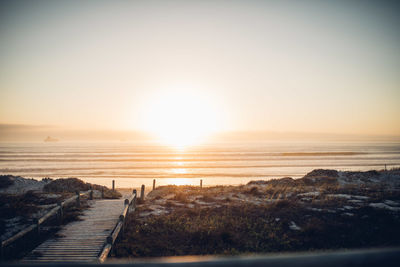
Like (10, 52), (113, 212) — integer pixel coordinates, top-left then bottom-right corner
(142, 87), (220, 148)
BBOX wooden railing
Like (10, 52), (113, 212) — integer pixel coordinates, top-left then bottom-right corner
(98, 189), (138, 263)
(0, 190), (92, 260)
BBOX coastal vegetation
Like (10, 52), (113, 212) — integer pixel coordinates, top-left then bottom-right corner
(114, 169), (400, 257)
(1, 170), (400, 260)
(43, 177), (122, 199)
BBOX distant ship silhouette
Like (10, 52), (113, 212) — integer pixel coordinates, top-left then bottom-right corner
(44, 136), (59, 142)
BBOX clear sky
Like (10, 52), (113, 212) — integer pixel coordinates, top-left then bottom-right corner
(0, 0), (399, 142)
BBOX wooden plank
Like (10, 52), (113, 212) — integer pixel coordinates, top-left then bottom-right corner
(39, 244), (105, 247)
(33, 248), (101, 251)
(38, 245), (104, 248)
(30, 254), (99, 257)
(32, 256), (98, 258)
(33, 254), (99, 256)
(41, 242), (105, 245)
(33, 250), (99, 252)
(30, 252), (99, 256)
(32, 253), (99, 255)
(27, 257), (98, 260)
(27, 255), (97, 260)
(29, 256), (98, 258)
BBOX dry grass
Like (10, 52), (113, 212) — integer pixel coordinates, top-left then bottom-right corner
(113, 169), (400, 258)
(114, 198), (400, 257)
(0, 175), (14, 189)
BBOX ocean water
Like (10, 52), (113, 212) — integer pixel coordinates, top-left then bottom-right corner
(0, 141), (399, 188)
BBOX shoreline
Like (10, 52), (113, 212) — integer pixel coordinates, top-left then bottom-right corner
(1, 165), (399, 190)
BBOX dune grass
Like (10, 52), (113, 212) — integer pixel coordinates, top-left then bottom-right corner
(113, 170), (400, 258)
(114, 199), (400, 258)
(43, 178), (122, 199)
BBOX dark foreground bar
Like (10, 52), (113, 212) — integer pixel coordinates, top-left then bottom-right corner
(2, 247), (400, 267)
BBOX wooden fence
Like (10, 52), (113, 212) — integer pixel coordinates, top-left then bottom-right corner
(98, 189), (138, 263)
(0, 190), (92, 260)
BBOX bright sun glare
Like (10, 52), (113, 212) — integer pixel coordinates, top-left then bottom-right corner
(143, 88), (220, 148)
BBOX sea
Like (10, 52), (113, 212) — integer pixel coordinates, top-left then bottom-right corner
(1, 141), (400, 189)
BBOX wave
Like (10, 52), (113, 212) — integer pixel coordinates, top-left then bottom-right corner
(1, 162), (398, 173)
(2, 156), (400, 163)
(1, 142), (399, 182)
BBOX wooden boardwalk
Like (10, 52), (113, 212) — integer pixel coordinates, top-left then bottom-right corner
(22, 199), (126, 263)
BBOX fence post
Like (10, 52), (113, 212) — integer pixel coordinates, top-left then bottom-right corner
(140, 185), (145, 201)
(34, 218), (40, 235)
(153, 179), (156, 190)
(101, 187), (104, 199)
(133, 189), (137, 210)
(112, 180), (115, 191)
(200, 179), (203, 188)
(57, 201), (63, 225)
(89, 189), (93, 200)
(76, 191), (80, 207)
(1, 241), (4, 260)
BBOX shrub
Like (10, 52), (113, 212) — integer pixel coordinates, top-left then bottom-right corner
(43, 178), (121, 199)
(0, 175), (14, 189)
(43, 178), (89, 193)
(0, 191), (40, 220)
(173, 192), (189, 203)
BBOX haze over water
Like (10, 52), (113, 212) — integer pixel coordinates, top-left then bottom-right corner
(1, 141), (399, 188)
(1, 1), (399, 189)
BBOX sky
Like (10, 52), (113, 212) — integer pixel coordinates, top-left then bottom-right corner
(0, 0), (399, 142)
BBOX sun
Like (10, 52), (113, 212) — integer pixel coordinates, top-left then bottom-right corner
(142, 87), (220, 148)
